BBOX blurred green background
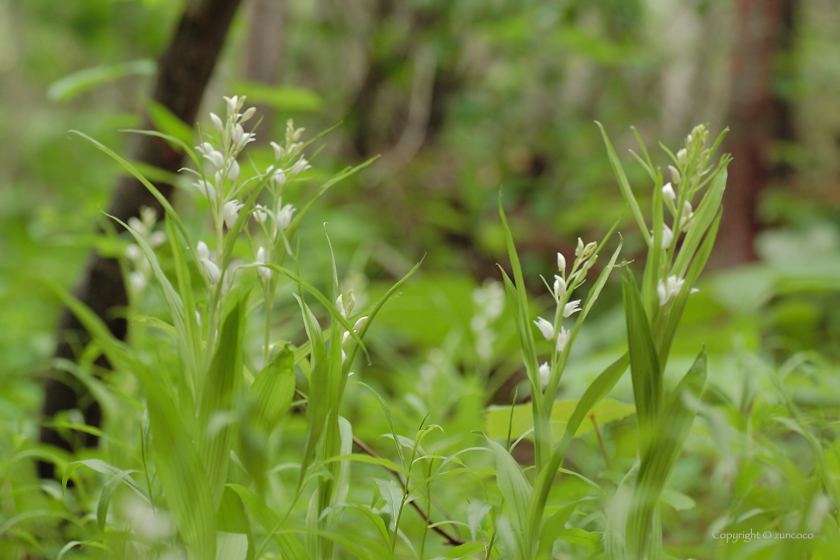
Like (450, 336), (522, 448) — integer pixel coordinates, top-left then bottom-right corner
(3, 0), (840, 556)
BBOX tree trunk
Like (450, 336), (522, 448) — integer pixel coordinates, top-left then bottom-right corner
(39, 0), (243, 479)
(714, 0), (796, 268)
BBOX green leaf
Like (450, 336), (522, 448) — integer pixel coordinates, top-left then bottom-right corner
(622, 270), (661, 447)
(146, 381), (216, 560)
(227, 484), (310, 560)
(626, 348), (706, 559)
(199, 293), (247, 509)
(558, 528), (601, 548)
(47, 59), (156, 102)
(97, 469), (138, 533)
(485, 398), (635, 444)
(597, 123), (650, 246)
(536, 502), (578, 559)
(249, 343), (296, 434)
(234, 81), (324, 112)
(442, 541), (486, 558)
(526, 353), (629, 554)
(216, 532), (249, 560)
(486, 437), (532, 559)
(143, 97), (195, 147)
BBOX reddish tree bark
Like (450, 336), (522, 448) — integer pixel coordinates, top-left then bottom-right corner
(39, 0), (243, 479)
(714, 0), (796, 268)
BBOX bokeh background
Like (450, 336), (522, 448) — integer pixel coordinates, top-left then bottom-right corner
(3, 0), (840, 555)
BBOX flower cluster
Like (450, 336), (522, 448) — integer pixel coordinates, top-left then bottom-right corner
(125, 206), (166, 294)
(655, 124), (715, 307)
(336, 290), (367, 373)
(534, 238), (598, 387)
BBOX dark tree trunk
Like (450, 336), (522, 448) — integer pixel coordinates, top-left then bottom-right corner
(39, 0), (243, 480)
(714, 0), (796, 268)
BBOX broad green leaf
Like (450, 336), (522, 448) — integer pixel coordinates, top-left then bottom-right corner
(216, 532), (249, 560)
(248, 343), (295, 434)
(626, 349), (706, 559)
(96, 469), (139, 532)
(234, 81), (324, 111)
(442, 541), (486, 558)
(622, 271), (661, 447)
(558, 528), (601, 548)
(143, 97), (195, 147)
(217, 487), (254, 560)
(47, 59), (155, 102)
(536, 502), (578, 559)
(486, 438), (532, 559)
(485, 398), (635, 444)
(227, 484), (310, 560)
(527, 353), (629, 553)
(604, 461), (639, 560)
(199, 294), (246, 509)
(147, 381), (216, 560)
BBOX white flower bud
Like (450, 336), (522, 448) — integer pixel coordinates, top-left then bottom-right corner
(126, 244), (141, 262)
(676, 148), (688, 166)
(290, 158), (310, 176)
(205, 150), (225, 170)
(223, 199), (244, 229)
(557, 252), (566, 272)
(240, 107), (256, 123)
(555, 327), (570, 353)
(669, 165), (681, 185)
(270, 141), (285, 161)
(336, 294), (346, 319)
(353, 316), (368, 331)
(253, 204), (269, 224)
(533, 317), (555, 340)
(149, 231), (166, 248)
(223, 95), (239, 117)
(128, 217), (147, 237)
(255, 246), (272, 281)
(661, 224), (673, 248)
(202, 258), (221, 284)
(575, 237), (585, 257)
(553, 275), (566, 299)
(539, 362), (550, 387)
(197, 241), (210, 261)
(346, 289), (356, 316)
(129, 271), (147, 293)
(209, 112), (224, 132)
(563, 299), (581, 318)
(342, 330), (351, 346)
(277, 203), (295, 229)
(661, 182), (676, 202)
(583, 241), (597, 259)
(657, 274), (685, 306)
(272, 168), (287, 188)
(227, 159), (240, 182)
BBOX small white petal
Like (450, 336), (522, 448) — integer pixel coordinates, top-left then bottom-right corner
(290, 158), (310, 175)
(209, 112), (224, 131)
(201, 258), (221, 284)
(533, 317), (555, 340)
(270, 141), (285, 161)
(125, 244), (141, 261)
(557, 252), (566, 272)
(277, 203), (295, 229)
(253, 204), (269, 224)
(196, 241), (210, 261)
(223, 96), (238, 117)
(662, 182), (676, 202)
(129, 271), (147, 293)
(555, 327), (570, 353)
(205, 150), (225, 170)
(661, 224), (673, 248)
(669, 165), (681, 185)
(575, 238), (585, 257)
(149, 231), (166, 248)
(223, 199), (244, 229)
(539, 362), (550, 387)
(128, 217), (147, 237)
(353, 316), (368, 331)
(241, 107), (256, 123)
(272, 168), (287, 188)
(553, 275), (566, 299)
(676, 148), (688, 166)
(563, 299), (581, 318)
(227, 160), (240, 182)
